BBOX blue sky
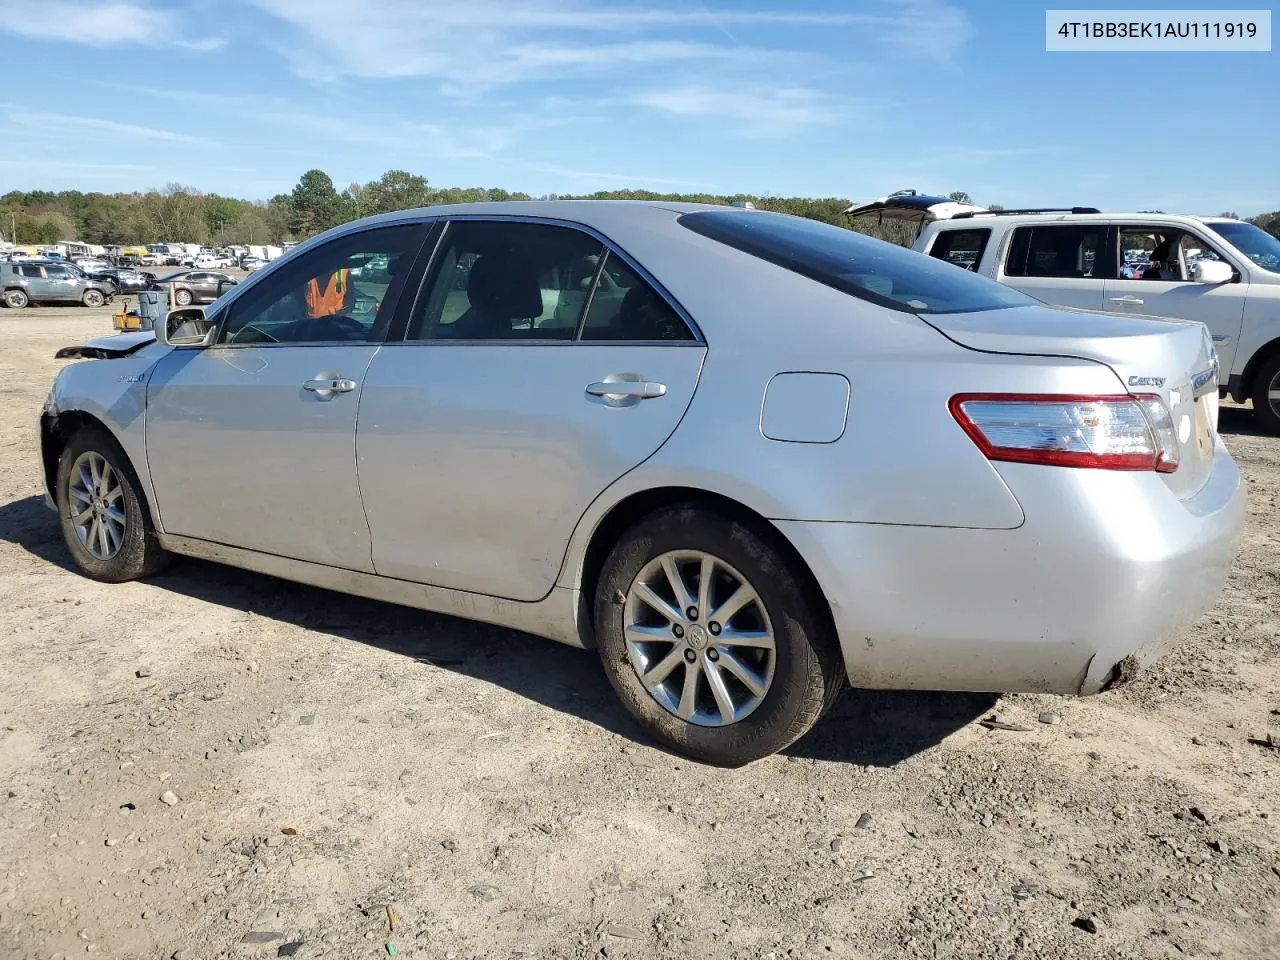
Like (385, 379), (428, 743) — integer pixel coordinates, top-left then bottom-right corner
(0, 0), (1275, 215)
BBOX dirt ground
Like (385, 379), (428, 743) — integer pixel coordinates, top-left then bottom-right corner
(0, 306), (1276, 960)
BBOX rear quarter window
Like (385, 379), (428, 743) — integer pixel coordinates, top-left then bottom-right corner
(927, 228), (990, 272)
(679, 210), (1032, 315)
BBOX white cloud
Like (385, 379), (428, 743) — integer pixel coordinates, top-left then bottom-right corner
(8, 112), (213, 145)
(0, 0), (223, 49)
(243, 0), (972, 85)
(631, 85), (841, 127)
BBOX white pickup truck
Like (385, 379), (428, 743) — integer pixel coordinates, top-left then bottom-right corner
(846, 191), (1280, 433)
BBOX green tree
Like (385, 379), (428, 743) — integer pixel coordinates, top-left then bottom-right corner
(949, 191), (972, 204)
(358, 169), (431, 217)
(288, 169), (353, 237)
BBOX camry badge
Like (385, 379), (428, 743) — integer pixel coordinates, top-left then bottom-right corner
(1128, 375), (1166, 388)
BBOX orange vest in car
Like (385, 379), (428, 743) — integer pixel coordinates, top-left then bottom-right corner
(304, 269), (352, 318)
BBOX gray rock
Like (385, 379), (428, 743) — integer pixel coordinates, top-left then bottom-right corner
(1011, 883), (1038, 901)
(298, 715), (314, 726)
(468, 884), (500, 902)
(241, 931), (284, 944)
(135, 667), (153, 678)
(855, 812), (872, 831)
(829, 837), (844, 853)
(441, 839), (458, 852)
(77, 929), (96, 942)
(172, 952), (191, 960)
(159, 790), (179, 806)
(1038, 711), (1062, 726)
(277, 943), (303, 957)
(604, 923), (646, 940)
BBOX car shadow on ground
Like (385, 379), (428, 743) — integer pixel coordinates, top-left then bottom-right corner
(0, 493), (992, 768)
(1217, 404), (1266, 439)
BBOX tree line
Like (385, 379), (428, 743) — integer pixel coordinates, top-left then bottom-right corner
(3, 169), (1276, 248)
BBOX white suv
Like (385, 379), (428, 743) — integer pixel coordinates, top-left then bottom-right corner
(846, 192), (1280, 432)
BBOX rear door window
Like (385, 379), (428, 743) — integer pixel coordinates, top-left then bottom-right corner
(1004, 225), (1106, 279)
(927, 228), (990, 272)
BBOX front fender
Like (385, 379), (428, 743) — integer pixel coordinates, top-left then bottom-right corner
(44, 341), (171, 528)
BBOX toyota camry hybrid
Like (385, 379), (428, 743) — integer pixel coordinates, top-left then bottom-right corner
(39, 201), (1245, 766)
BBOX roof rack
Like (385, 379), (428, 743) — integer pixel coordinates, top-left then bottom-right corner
(951, 206), (1101, 219)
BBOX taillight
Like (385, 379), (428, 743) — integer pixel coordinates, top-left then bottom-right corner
(950, 394), (1180, 473)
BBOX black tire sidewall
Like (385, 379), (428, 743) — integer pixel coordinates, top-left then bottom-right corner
(595, 506), (836, 767)
(1252, 356), (1280, 435)
(55, 426), (162, 582)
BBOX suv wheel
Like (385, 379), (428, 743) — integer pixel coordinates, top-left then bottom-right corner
(55, 425), (172, 582)
(174, 288), (193, 306)
(1252, 354), (1280, 435)
(81, 289), (105, 308)
(3, 289), (29, 309)
(594, 506), (843, 767)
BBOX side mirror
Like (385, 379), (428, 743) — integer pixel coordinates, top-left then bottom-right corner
(1191, 260), (1233, 284)
(159, 307), (216, 347)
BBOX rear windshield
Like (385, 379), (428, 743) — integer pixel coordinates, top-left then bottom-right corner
(678, 210), (1034, 314)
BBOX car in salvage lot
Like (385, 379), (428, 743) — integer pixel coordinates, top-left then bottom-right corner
(2, 259), (115, 308)
(156, 270), (239, 306)
(847, 191), (1280, 434)
(38, 201), (1244, 766)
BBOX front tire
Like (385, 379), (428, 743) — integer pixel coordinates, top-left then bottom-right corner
(56, 425), (172, 582)
(1252, 354), (1280, 435)
(81, 289), (105, 308)
(174, 288), (193, 306)
(595, 506), (843, 767)
(4, 289), (28, 309)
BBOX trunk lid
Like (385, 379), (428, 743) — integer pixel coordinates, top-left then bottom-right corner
(923, 304), (1220, 499)
(843, 190), (989, 235)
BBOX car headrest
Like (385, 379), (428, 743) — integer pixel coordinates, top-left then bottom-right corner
(467, 253), (542, 320)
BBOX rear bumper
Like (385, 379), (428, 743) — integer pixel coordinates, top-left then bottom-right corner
(778, 444), (1245, 695)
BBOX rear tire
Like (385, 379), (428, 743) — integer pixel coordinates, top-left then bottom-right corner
(81, 289), (105, 308)
(174, 288), (193, 306)
(594, 505), (843, 767)
(55, 425), (172, 583)
(1252, 354), (1280, 435)
(4, 289), (28, 309)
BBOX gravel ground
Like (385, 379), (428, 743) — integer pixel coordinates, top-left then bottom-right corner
(0, 307), (1277, 960)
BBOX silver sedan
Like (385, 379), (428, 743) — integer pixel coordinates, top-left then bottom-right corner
(40, 201), (1244, 766)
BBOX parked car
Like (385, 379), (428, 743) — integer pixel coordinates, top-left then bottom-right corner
(158, 271), (238, 305)
(116, 253), (140, 268)
(90, 267), (157, 293)
(192, 254), (235, 269)
(853, 193), (1280, 434)
(239, 257), (267, 272)
(2, 260), (114, 308)
(39, 202), (1243, 766)
(139, 253), (164, 266)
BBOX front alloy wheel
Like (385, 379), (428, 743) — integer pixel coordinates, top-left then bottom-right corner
(4, 289), (29, 308)
(1252, 354), (1280, 435)
(624, 550), (776, 726)
(67, 451), (125, 560)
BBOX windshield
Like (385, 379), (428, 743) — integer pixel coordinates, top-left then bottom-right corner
(678, 210), (1034, 314)
(1207, 221), (1280, 273)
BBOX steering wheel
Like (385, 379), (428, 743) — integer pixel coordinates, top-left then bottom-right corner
(317, 313), (368, 340)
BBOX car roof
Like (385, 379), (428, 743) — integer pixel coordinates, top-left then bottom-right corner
(930, 211), (1222, 227)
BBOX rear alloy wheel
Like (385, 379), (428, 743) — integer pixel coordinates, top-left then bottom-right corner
(1252, 354), (1280, 435)
(81, 289), (105, 308)
(3, 289), (28, 309)
(56, 425), (172, 582)
(174, 288), (193, 306)
(595, 506), (843, 767)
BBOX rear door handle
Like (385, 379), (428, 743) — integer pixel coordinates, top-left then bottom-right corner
(303, 377), (357, 394)
(586, 379), (667, 400)
(1108, 295), (1144, 305)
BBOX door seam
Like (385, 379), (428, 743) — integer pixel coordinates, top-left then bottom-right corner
(352, 344), (383, 573)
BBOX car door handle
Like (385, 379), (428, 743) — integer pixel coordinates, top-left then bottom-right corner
(586, 379), (667, 400)
(303, 377), (357, 393)
(1108, 295), (1144, 305)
